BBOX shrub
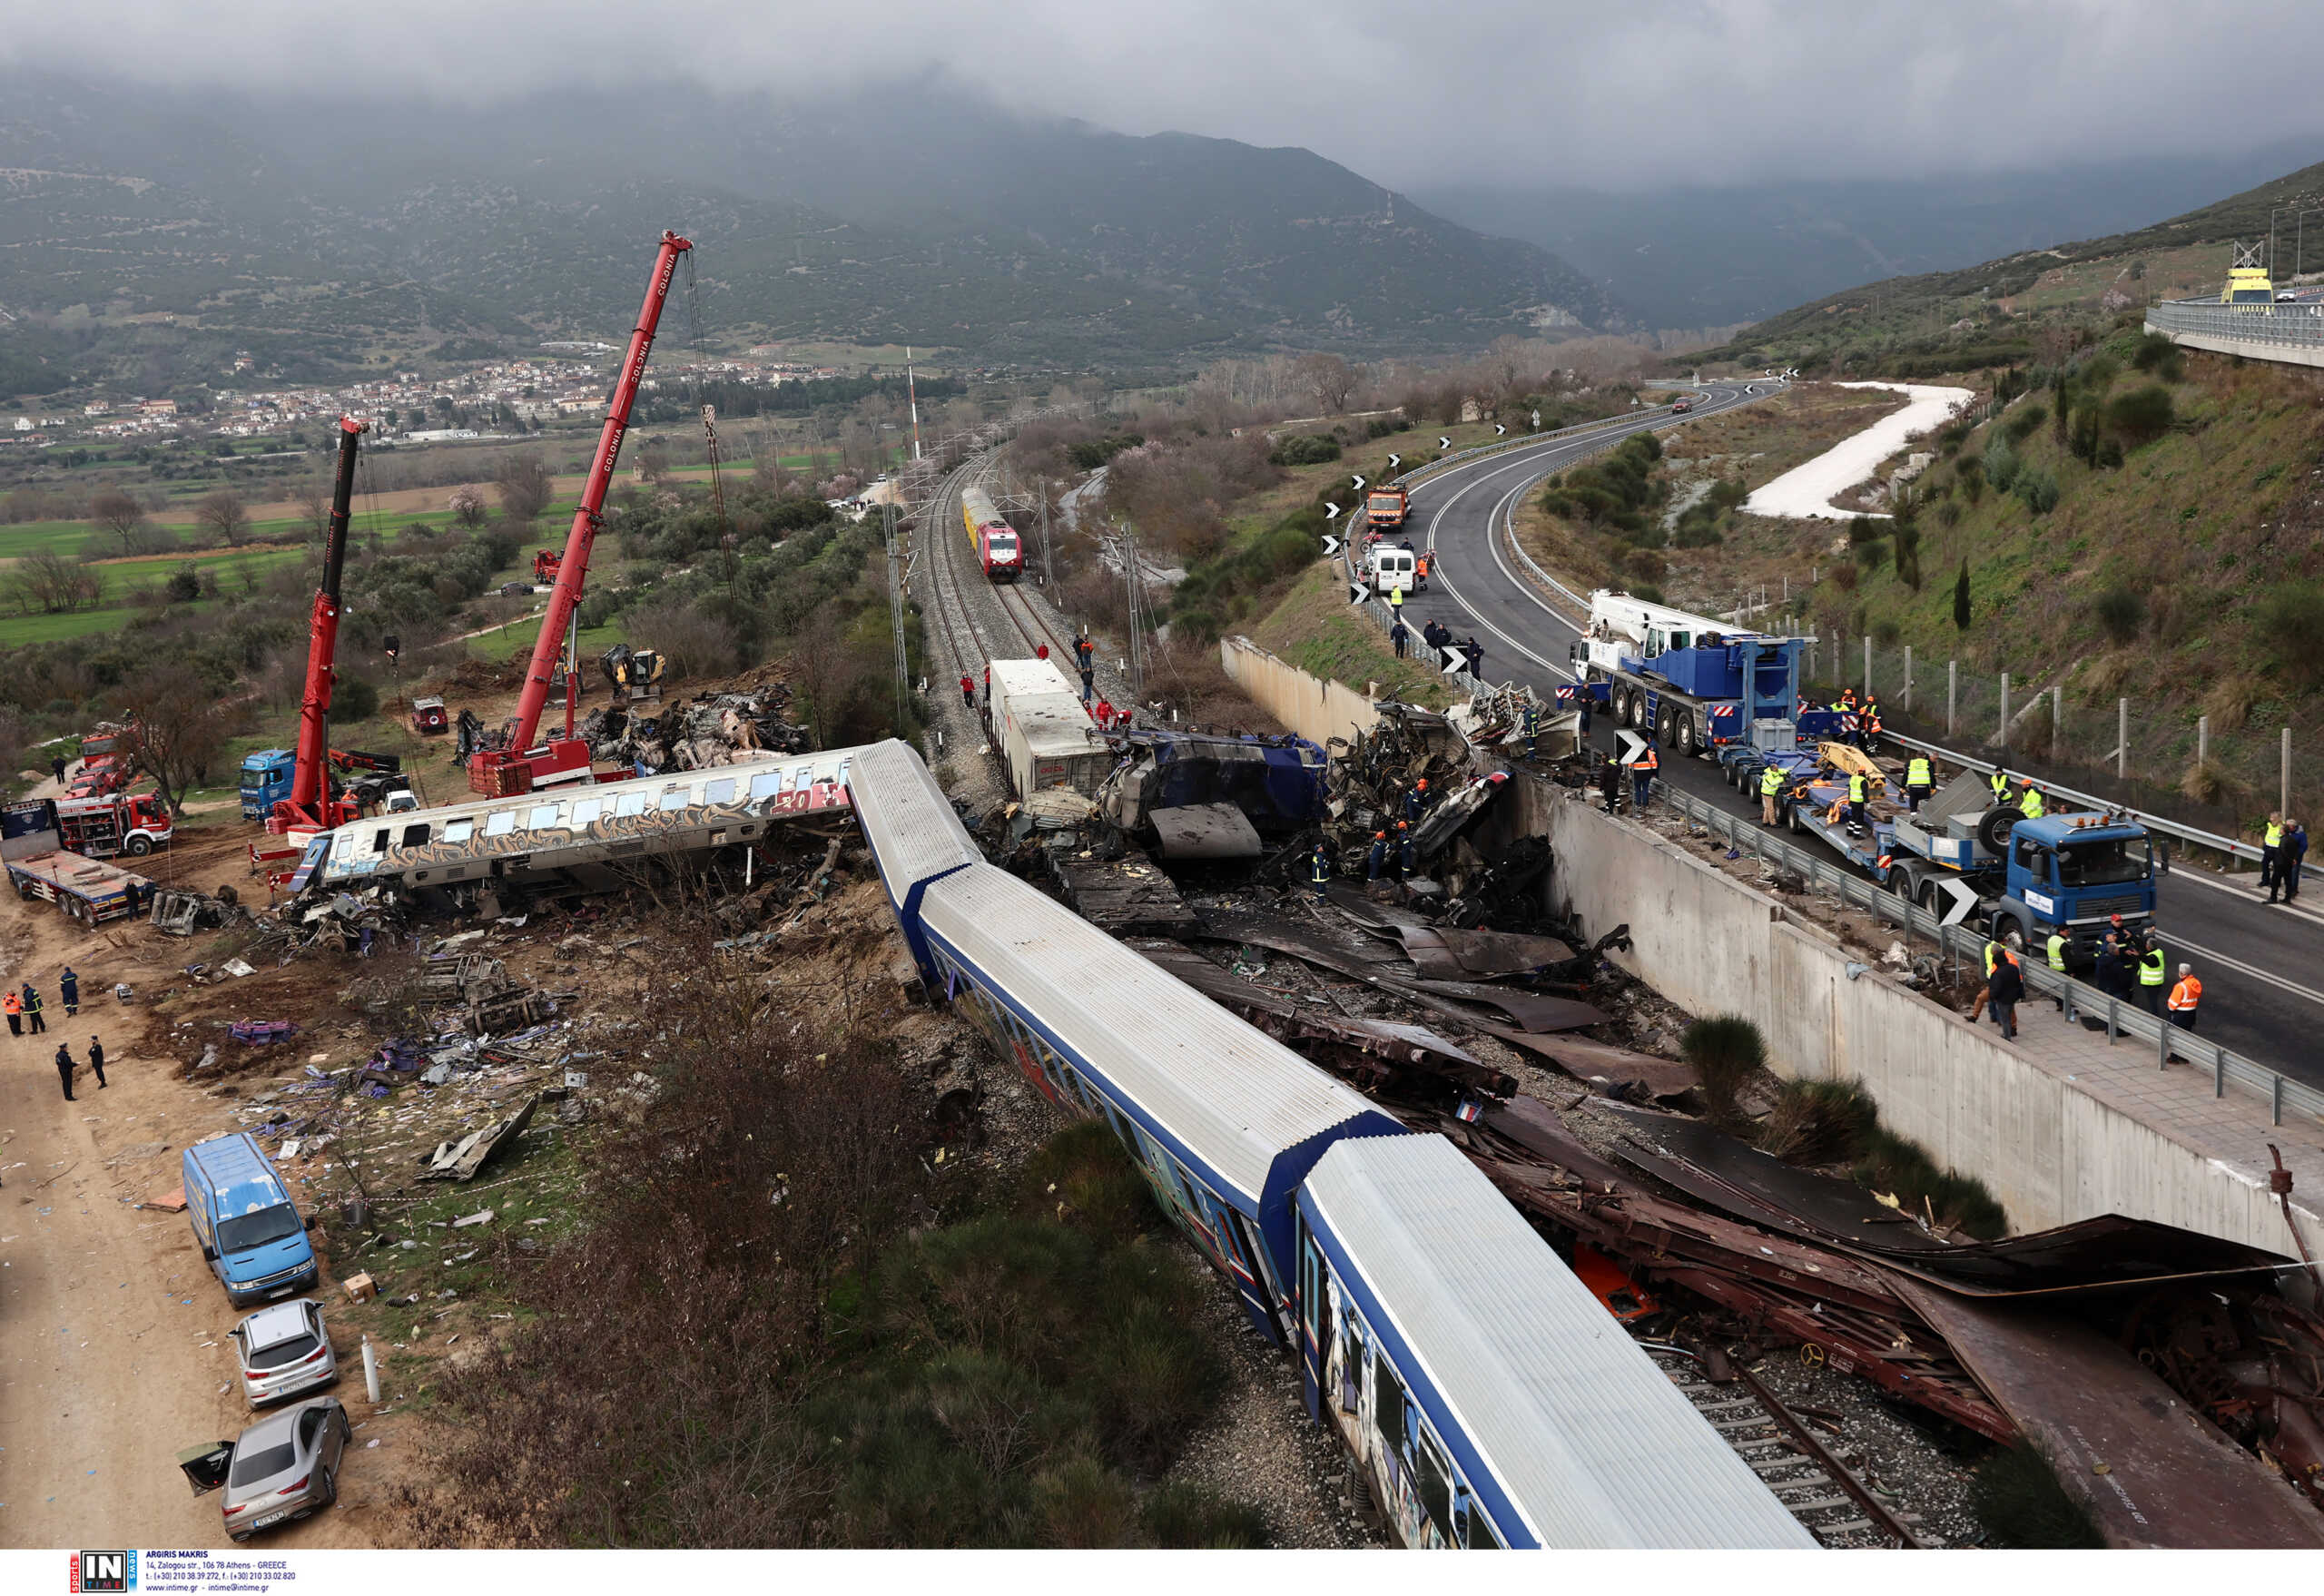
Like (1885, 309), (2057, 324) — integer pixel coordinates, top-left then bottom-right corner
(1680, 1015), (1766, 1120)
(1983, 438), (2019, 492)
(2129, 330), (2183, 380)
(2093, 587), (2145, 644)
(2001, 403), (2046, 444)
(165, 563), (202, 603)
(625, 595), (742, 679)
(2105, 383), (2174, 448)
(1756, 1079), (1879, 1165)
(2258, 579), (2324, 684)
(2015, 467), (2059, 515)
(1956, 455), (1984, 504)
(1266, 433), (1341, 467)
(1954, 560), (1972, 630)
(1846, 515), (1883, 546)
(333, 674), (380, 723)
(1831, 561), (1858, 592)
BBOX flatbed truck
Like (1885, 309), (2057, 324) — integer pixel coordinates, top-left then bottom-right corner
(1570, 589), (1839, 757)
(5, 849), (153, 926)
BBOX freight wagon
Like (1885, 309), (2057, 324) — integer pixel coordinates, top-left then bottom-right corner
(987, 657), (1108, 798)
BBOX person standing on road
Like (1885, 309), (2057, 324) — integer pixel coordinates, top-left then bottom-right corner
(1631, 744), (1659, 810)
(1760, 764), (1785, 825)
(2136, 934), (2169, 1014)
(21, 982), (44, 1036)
(54, 1041), (76, 1100)
(60, 966), (78, 1018)
(1985, 945), (2025, 1040)
(87, 1035), (106, 1089)
(51, 754), (67, 784)
(2286, 820), (2309, 902)
(2167, 966), (2201, 1031)
(1390, 619), (1409, 659)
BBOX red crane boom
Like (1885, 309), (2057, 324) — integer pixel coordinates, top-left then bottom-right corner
(471, 229), (693, 796)
(271, 415), (367, 832)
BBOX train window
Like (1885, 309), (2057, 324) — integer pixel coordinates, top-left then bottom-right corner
(658, 786), (691, 812)
(399, 823), (431, 847)
(369, 828), (390, 853)
(441, 818), (475, 844)
(1461, 1492), (1503, 1550)
(1301, 1237), (1325, 1343)
(704, 777), (738, 805)
(331, 830), (355, 860)
(1374, 1354), (1409, 1451)
(615, 792), (649, 817)
(569, 798), (605, 828)
(527, 803), (562, 831)
(1416, 1428), (1455, 1543)
(748, 770), (784, 801)
(485, 811), (517, 836)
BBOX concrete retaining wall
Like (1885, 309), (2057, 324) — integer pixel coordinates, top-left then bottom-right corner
(1220, 635), (1380, 746)
(1518, 778), (2321, 1253)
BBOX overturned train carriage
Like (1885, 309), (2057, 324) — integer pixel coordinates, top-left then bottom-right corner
(302, 749), (859, 901)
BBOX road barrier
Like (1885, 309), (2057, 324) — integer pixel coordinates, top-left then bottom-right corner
(2148, 298), (2324, 358)
(1656, 782), (2324, 1129)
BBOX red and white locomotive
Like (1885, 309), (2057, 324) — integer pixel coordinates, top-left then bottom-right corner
(960, 485), (1023, 583)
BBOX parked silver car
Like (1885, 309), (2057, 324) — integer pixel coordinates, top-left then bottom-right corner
(231, 1298), (339, 1408)
(213, 1396), (350, 1541)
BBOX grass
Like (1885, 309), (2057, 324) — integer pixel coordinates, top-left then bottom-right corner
(1246, 564), (1451, 709)
(1755, 1077), (2007, 1239)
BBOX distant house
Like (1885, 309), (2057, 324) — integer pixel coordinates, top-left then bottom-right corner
(139, 399), (179, 418)
(84, 401), (112, 417)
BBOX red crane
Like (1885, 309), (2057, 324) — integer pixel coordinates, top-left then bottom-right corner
(470, 229), (694, 796)
(271, 415), (368, 832)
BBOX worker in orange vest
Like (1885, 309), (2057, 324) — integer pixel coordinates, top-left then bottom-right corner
(2167, 965), (2202, 1032)
(3, 987), (19, 1039)
(1631, 743), (1659, 809)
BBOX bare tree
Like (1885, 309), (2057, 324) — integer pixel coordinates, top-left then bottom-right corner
(124, 667), (242, 814)
(787, 607), (864, 748)
(1292, 352), (1359, 414)
(448, 486), (488, 528)
(495, 453), (556, 523)
(88, 487), (148, 556)
(196, 490), (251, 548)
(16, 548), (102, 614)
(292, 477), (332, 542)
(636, 438), (673, 484)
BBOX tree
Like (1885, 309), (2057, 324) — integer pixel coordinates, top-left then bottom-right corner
(293, 477), (332, 542)
(448, 486), (488, 528)
(88, 487), (147, 556)
(495, 452), (556, 523)
(16, 548), (101, 614)
(196, 490), (251, 547)
(1290, 352), (1358, 415)
(2105, 385), (2175, 449)
(1953, 560), (1973, 631)
(123, 666), (241, 815)
(638, 437), (674, 484)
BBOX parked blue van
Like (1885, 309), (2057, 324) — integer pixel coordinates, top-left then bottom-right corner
(182, 1134), (319, 1306)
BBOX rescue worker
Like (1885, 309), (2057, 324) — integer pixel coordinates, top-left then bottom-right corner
(1309, 844), (1333, 904)
(1631, 742), (1659, 809)
(1577, 688), (1592, 739)
(55, 1041), (77, 1102)
(2018, 783), (2045, 821)
(982, 664), (991, 707)
(1074, 634), (1096, 674)
(1093, 698), (1115, 731)
(1396, 820), (1416, 880)
(87, 1035), (106, 1089)
(960, 674), (976, 710)
(1035, 642), (1049, 662)
(1390, 619), (1410, 659)
(1846, 770), (1868, 830)
(51, 754), (67, 784)
(2136, 934), (2169, 1015)
(2167, 965), (2201, 1032)
(1415, 551), (1430, 591)
(2046, 928), (2071, 1011)
(1520, 698), (1541, 758)
(60, 966), (78, 1018)
(1365, 831), (1387, 882)
(3, 987), (19, 1038)
(1984, 939), (2025, 1040)
(1759, 763), (1785, 825)
(2263, 812), (2287, 899)
(1987, 769), (2012, 806)
(21, 982), (44, 1036)
(1598, 753), (1622, 815)
(1403, 778), (1433, 823)
(1388, 585), (1403, 619)
(2284, 819), (2309, 903)
(1901, 754), (1932, 811)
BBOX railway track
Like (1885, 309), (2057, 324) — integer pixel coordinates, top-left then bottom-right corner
(924, 455), (1078, 673)
(1640, 1343), (1937, 1550)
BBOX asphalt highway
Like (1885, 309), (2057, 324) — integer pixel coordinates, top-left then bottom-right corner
(1386, 389), (2324, 1093)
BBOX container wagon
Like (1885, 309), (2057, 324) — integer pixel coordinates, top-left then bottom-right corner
(987, 657), (1108, 798)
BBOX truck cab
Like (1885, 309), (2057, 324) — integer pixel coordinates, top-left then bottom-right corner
(1992, 814), (2156, 962)
(240, 751), (297, 820)
(1365, 485), (1410, 533)
(182, 1133), (319, 1307)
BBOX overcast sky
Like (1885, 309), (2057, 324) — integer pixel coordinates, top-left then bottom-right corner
(8, 1), (2323, 191)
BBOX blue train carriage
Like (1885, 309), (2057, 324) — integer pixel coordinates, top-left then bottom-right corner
(845, 738), (986, 981)
(1295, 1135), (1817, 1550)
(913, 862), (1406, 1343)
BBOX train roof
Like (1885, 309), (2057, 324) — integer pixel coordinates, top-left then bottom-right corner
(1300, 1135), (1817, 1550)
(960, 484), (1003, 522)
(845, 738), (981, 901)
(918, 863), (1398, 1205)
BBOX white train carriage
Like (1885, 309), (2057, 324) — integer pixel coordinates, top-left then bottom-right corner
(1295, 1135), (1817, 1550)
(844, 737), (984, 980)
(913, 862), (1406, 1343)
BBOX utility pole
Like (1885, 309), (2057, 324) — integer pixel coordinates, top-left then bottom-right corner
(906, 347), (923, 463)
(885, 498), (909, 727)
(1038, 478), (1055, 589)
(1947, 660), (1956, 738)
(1121, 520), (1148, 702)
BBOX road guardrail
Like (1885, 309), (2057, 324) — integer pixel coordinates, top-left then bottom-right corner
(2148, 299), (2324, 351)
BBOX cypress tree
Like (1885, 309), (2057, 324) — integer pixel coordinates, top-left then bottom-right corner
(1953, 560), (1973, 630)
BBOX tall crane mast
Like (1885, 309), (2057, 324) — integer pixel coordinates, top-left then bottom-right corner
(271, 416), (367, 832)
(470, 229), (694, 796)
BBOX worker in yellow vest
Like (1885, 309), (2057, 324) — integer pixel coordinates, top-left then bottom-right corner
(2167, 966), (2201, 1031)
(2262, 812), (2285, 899)
(1987, 770), (2011, 806)
(2136, 937), (2169, 1014)
(1846, 771), (1868, 830)
(1759, 763), (1785, 825)
(1904, 756), (1933, 811)
(2018, 783), (2045, 820)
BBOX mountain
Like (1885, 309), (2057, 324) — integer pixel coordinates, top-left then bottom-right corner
(0, 70), (1621, 390)
(1419, 141), (2320, 330)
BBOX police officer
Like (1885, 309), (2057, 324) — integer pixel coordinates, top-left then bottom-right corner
(1759, 763), (1785, 825)
(55, 1041), (76, 1101)
(2136, 934), (2169, 1014)
(87, 1035), (106, 1089)
(1390, 619), (1409, 659)
(1846, 770), (1868, 830)
(1309, 843), (1333, 903)
(1904, 754), (1933, 812)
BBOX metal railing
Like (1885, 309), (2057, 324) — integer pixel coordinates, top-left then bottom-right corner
(1650, 783), (2324, 1128)
(2148, 299), (2324, 350)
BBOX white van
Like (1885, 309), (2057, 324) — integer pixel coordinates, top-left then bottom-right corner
(1370, 544), (1417, 598)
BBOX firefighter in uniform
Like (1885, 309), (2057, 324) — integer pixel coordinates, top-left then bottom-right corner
(1309, 844), (1333, 904)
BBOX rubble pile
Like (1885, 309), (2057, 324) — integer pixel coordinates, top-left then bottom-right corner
(577, 682), (811, 773)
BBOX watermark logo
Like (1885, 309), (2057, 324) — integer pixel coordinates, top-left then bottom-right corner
(71, 1551), (136, 1592)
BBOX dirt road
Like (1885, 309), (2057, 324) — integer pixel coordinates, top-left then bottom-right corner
(0, 852), (403, 1549)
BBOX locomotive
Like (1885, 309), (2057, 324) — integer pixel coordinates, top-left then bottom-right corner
(960, 484), (1024, 582)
